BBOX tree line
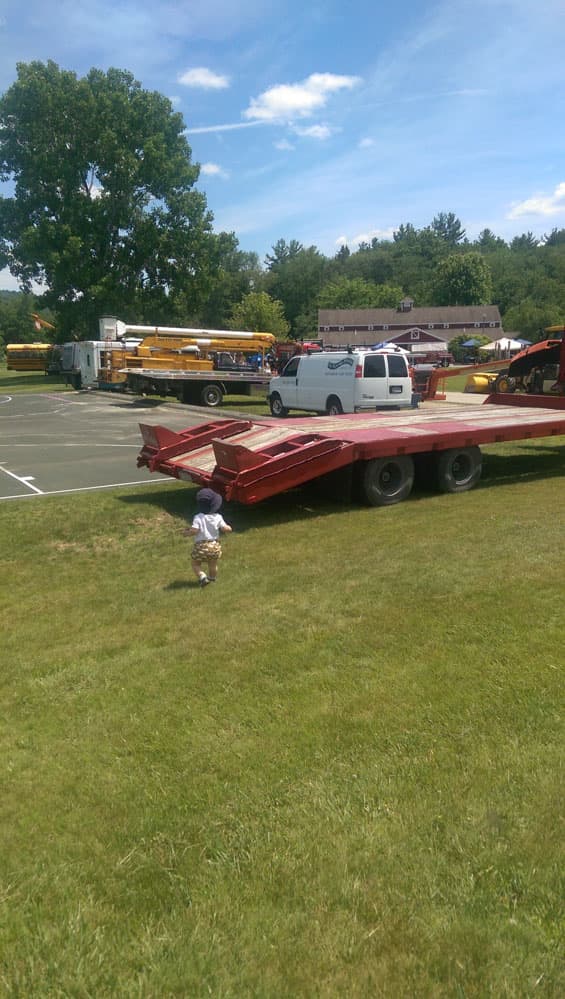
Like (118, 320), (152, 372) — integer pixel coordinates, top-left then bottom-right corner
(1, 61), (564, 350)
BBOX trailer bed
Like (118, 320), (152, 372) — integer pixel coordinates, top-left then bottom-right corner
(137, 400), (565, 504)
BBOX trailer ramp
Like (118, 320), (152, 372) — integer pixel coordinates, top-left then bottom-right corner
(138, 418), (357, 503)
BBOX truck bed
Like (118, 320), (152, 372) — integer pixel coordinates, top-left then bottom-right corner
(137, 400), (565, 504)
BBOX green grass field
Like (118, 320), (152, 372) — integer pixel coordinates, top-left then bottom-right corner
(0, 371), (563, 995)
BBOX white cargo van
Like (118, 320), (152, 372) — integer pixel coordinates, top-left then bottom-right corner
(268, 349), (415, 416)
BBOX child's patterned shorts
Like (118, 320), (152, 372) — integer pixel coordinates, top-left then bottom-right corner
(191, 540), (222, 562)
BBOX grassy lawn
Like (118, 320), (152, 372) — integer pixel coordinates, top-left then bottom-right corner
(0, 408), (564, 995)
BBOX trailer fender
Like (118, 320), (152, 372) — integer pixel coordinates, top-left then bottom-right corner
(436, 446), (482, 493)
(360, 455), (415, 506)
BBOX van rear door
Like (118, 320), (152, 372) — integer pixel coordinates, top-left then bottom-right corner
(386, 353), (411, 403)
(360, 353), (410, 407)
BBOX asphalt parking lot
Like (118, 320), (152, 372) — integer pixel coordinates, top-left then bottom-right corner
(0, 388), (484, 502)
(0, 389), (230, 501)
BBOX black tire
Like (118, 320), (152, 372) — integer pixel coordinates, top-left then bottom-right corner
(493, 374), (516, 394)
(361, 455), (415, 506)
(436, 446), (482, 493)
(200, 383), (223, 407)
(269, 393), (288, 417)
(326, 395), (343, 416)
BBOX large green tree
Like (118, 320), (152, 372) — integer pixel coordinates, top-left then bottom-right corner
(0, 61), (224, 338)
(265, 244), (328, 336)
(431, 252), (493, 306)
(430, 211), (466, 246)
(228, 291), (289, 338)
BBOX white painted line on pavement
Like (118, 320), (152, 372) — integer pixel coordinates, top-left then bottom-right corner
(0, 465), (44, 494)
(0, 477), (177, 501)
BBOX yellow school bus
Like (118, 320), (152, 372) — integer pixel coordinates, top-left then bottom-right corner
(6, 343), (53, 371)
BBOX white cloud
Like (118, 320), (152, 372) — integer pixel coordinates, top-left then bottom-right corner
(200, 162), (230, 179)
(274, 138), (295, 151)
(292, 124), (333, 140)
(358, 137), (376, 149)
(188, 120), (265, 134)
(178, 67), (229, 89)
(349, 227), (397, 246)
(335, 235), (348, 246)
(507, 181), (565, 219)
(243, 72), (360, 123)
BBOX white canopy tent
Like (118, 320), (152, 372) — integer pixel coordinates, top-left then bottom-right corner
(479, 337), (523, 355)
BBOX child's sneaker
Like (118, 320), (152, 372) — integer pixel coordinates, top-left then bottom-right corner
(199, 576), (209, 587)
(206, 576), (216, 583)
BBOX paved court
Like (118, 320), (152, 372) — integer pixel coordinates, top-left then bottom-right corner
(0, 390), (231, 501)
(0, 388), (484, 502)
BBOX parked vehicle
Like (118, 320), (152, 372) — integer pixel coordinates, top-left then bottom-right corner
(6, 343), (53, 371)
(137, 393), (565, 508)
(463, 337), (565, 396)
(268, 349), (415, 417)
(100, 317), (276, 407)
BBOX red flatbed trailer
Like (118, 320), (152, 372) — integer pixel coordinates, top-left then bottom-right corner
(137, 396), (565, 507)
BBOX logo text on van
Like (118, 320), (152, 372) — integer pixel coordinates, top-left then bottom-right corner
(327, 357), (354, 370)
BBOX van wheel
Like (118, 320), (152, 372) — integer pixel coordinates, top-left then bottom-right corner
(270, 393), (288, 417)
(200, 383), (223, 407)
(361, 456), (414, 506)
(436, 446), (482, 493)
(326, 396), (343, 415)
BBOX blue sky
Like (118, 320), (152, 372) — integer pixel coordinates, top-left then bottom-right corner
(1, 0), (565, 290)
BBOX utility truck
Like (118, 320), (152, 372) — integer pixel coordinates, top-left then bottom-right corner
(99, 317), (276, 407)
(51, 318), (276, 405)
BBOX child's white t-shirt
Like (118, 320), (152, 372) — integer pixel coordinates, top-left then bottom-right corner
(191, 513), (228, 542)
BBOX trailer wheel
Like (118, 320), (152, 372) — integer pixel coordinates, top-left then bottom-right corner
(200, 383), (223, 407)
(269, 393), (288, 417)
(436, 446), (482, 493)
(361, 456), (415, 506)
(326, 395), (343, 416)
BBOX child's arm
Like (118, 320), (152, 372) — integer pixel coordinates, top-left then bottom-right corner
(220, 523), (232, 534)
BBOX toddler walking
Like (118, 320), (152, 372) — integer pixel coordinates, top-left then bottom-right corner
(184, 488), (232, 587)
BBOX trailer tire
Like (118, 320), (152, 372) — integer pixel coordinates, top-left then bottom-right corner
(200, 383), (223, 407)
(436, 446), (482, 493)
(361, 456), (414, 506)
(326, 395), (343, 416)
(269, 393), (288, 418)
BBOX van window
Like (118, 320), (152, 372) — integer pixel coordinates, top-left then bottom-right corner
(363, 354), (386, 378)
(388, 355), (408, 377)
(281, 357), (300, 377)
